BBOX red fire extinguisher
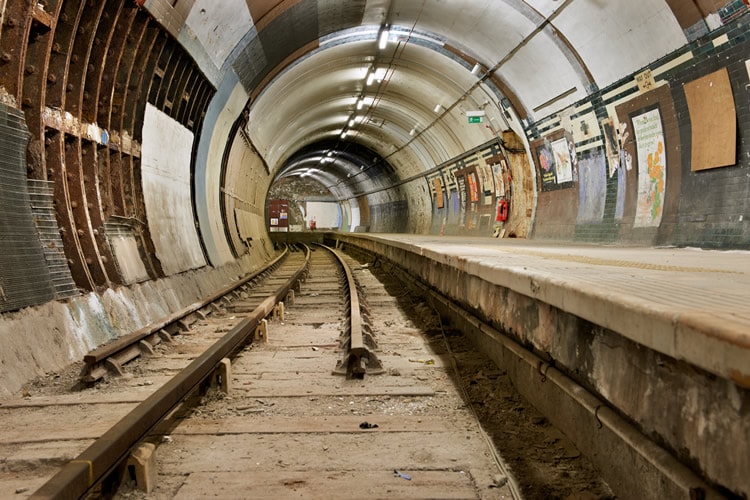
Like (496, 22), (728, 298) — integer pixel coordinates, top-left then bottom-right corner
(496, 198), (510, 222)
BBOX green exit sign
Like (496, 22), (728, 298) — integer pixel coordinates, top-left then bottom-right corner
(468, 116), (483, 124)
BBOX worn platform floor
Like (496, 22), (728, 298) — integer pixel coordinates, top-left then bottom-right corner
(342, 234), (750, 388)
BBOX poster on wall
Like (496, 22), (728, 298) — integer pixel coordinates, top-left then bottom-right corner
(551, 138), (573, 183)
(456, 175), (467, 227)
(536, 143), (557, 190)
(601, 118), (620, 178)
(467, 172), (479, 203)
(491, 162), (506, 198)
(476, 157), (495, 196)
(631, 108), (666, 228)
(433, 177), (445, 209)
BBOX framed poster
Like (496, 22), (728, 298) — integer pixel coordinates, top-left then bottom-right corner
(536, 142), (556, 191)
(631, 108), (666, 228)
(551, 138), (573, 183)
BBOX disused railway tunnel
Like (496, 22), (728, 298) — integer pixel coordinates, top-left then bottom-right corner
(0, 0), (749, 497)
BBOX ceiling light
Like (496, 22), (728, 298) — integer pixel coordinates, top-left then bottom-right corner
(471, 63), (483, 75)
(341, 130), (348, 138)
(348, 119), (356, 127)
(378, 28), (390, 50)
(367, 68), (386, 85)
(409, 127), (416, 136)
(357, 99), (364, 110)
(434, 104), (443, 113)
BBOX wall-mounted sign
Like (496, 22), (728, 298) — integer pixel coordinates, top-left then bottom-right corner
(467, 110), (485, 124)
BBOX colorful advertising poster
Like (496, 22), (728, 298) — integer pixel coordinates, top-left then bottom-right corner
(536, 143), (556, 190)
(632, 108), (666, 228)
(551, 138), (573, 183)
(433, 177), (445, 209)
(467, 172), (479, 203)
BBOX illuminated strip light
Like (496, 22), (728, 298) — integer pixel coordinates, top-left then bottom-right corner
(378, 28), (390, 50)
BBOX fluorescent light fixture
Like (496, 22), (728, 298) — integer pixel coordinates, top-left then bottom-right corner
(434, 104), (443, 113)
(357, 97), (374, 110)
(326, 151), (333, 157)
(341, 130), (348, 138)
(367, 68), (387, 85)
(471, 63), (482, 75)
(409, 127), (416, 136)
(348, 119), (356, 127)
(378, 28), (390, 50)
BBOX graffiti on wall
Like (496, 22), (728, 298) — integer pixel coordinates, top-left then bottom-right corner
(631, 108), (666, 228)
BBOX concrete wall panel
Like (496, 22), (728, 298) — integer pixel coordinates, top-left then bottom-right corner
(142, 104), (207, 276)
(195, 73), (249, 266)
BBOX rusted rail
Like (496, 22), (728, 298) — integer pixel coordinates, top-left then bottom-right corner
(322, 244), (383, 378)
(80, 247), (290, 384)
(30, 245), (311, 500)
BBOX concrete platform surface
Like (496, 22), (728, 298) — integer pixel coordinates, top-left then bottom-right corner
(347, 234), (750, 388)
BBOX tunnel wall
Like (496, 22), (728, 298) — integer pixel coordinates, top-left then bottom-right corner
(525, 18), (750, 248)
(406, 17), (749, 247)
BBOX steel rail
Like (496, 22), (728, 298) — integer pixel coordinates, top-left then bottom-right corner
(81, 246), (290, 383)
(29, 245), (311, 500)
(322, 244), (383, 378)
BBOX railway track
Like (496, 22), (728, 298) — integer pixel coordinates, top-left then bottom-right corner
(1, 245), (309, 498)
(1, 242), (616, 499)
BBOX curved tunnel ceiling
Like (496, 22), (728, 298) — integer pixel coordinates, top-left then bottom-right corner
(155, 0), (687, 187)
(135, 0), (702, 262)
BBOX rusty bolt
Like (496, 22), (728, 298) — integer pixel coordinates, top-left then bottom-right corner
(101, 255), (108, 263)
(60, 13), (68, 23)
(47, 73), (57, 84)
(66, 83), (74, 92)
(85, 257), (93, 265)
(71, 54), (79, 64)
(87, 203), (94, 209)
(92, 228), (99, 235)
(88, 64), (95, 73)
(22, 97), (33, 107)
(1, 52), (11, 63)
(25, 65), (36, 75)
(5, 16), (17, 28)
(67, 258), (74, 265)
(52, 42), (62, 53)
(70, 200), (78, 208)
(83, 91), (89, 100)
(77, 229), (85, 236)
